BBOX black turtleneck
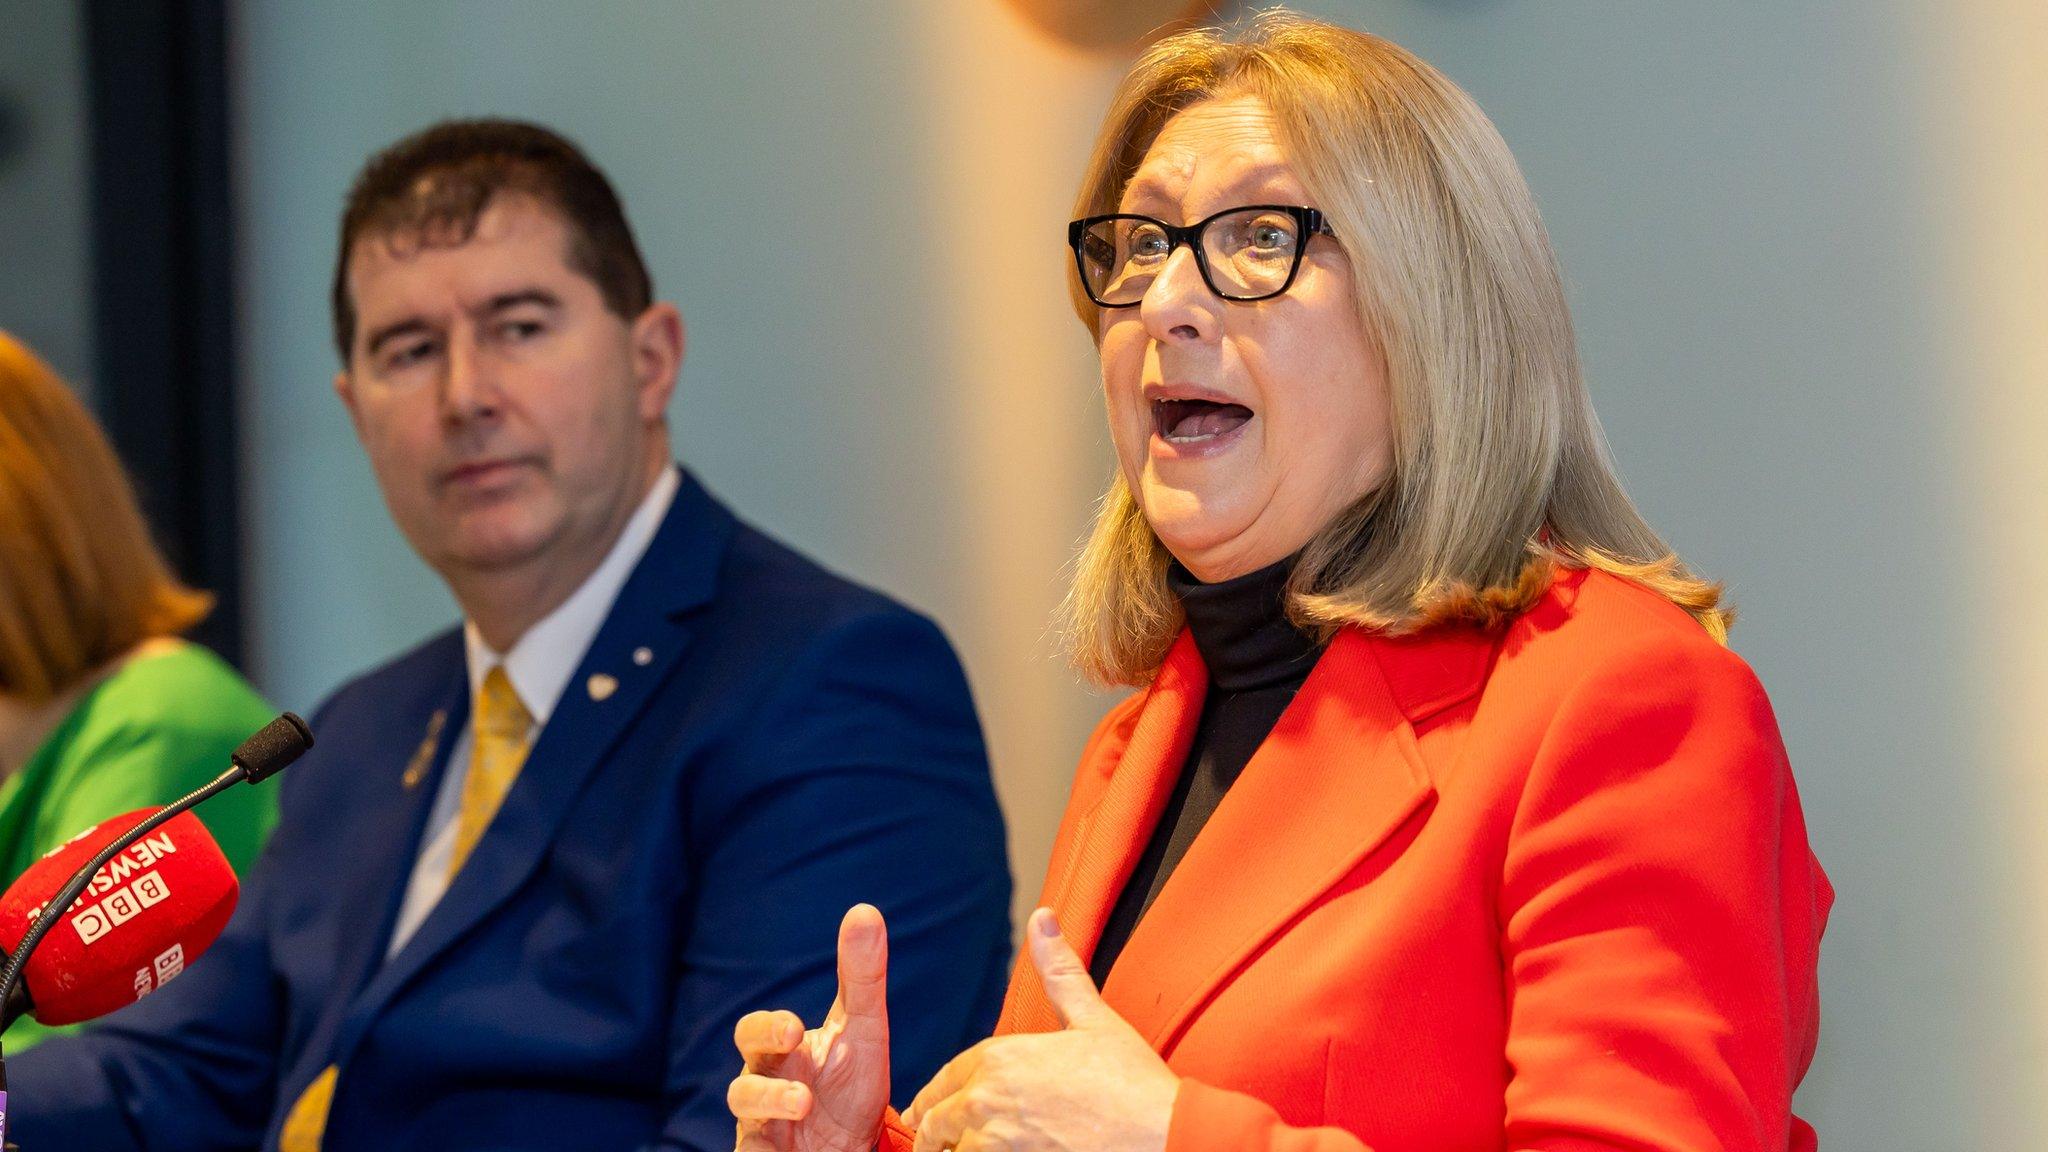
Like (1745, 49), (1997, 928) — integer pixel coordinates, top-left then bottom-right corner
(1088, 556), (1323, 987)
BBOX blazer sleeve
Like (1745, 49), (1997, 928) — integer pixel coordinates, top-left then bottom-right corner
(647, 608), (1012, 1152)
(1155, 636), (1830, 1152)
(1495, 636), (1828, 1151)
(880, 1107), (916, 1152)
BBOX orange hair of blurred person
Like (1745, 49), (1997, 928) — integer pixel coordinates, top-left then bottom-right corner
(0, 332), (212, 705)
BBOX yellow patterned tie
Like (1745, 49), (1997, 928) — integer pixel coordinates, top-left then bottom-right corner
(276, 667), (532, 1152)
(449, 666), (534, 874)
(277, 1066), (338, 1152)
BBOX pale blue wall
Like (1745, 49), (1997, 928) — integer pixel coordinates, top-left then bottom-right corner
(0, 0), (94, 390)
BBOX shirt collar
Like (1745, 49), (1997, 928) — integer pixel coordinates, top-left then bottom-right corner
(462, 463), (680, 727)
(1167, 554), (1321, 693)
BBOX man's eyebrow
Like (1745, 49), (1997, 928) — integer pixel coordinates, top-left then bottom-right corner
(365, 318), (433, 358)
(363, 290), (563, 357)
(479, 288), (562, 314)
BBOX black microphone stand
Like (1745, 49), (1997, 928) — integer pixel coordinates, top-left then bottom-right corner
(0, 713), (312, 1151)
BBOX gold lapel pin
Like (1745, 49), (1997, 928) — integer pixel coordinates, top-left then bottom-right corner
(402, 709), (448, 790)
(587, 673), (619, 702)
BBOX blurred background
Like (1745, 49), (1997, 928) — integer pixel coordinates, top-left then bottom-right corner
(2, 0), (2043, 1146)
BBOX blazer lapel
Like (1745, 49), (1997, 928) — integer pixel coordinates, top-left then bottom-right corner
(332, 470), (736, 1061)
(1004, 633), (1206, 1035)
(1096, 624), (1496, 1053)
(300, 661), (466, 1072)
(1059, 632), (1207, 963)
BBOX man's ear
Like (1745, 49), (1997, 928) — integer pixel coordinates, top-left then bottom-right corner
(629, 302), (684, 423)
(333, 369), (365, 435)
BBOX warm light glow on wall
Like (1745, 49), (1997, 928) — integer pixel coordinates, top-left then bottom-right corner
(1001, 0), (1220, 50)
(912, 3), (1139, 920)
(1943, 0), (2048, 1134)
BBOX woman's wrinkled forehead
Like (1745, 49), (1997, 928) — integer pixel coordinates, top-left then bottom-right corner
(1119, 95), (1304, 217)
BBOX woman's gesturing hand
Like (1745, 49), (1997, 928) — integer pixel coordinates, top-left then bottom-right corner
(903, 909), (1180, 1152)
(730, 904), (895, 1152)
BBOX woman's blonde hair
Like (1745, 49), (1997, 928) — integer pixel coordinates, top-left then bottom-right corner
(0, 332), (212, 704)
(1061, 10), (1728, 686)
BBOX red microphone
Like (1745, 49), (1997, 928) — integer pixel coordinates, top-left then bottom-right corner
(0, 808), (238, 1026)
(0, 713), (309, 1151)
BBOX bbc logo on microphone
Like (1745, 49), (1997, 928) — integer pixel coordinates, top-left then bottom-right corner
(70, 869), (171, 946)
(132, 943), (187, 999)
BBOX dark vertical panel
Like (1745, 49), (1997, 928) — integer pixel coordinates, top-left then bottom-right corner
(85, 0), (244, 667)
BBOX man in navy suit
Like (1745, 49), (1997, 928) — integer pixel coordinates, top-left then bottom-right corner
(10, 119), (1012, 1152)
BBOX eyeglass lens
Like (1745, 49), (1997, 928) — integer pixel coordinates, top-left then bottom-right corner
(1078, 208), (1306, 305)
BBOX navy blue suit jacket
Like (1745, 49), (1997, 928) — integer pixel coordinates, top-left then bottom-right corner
(12, 471), (1012, 1152)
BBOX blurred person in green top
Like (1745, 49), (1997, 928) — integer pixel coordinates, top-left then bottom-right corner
(0, 331), (277, 1049)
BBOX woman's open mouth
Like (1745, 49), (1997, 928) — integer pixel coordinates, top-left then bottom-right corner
(1153, 397), (1254, 446)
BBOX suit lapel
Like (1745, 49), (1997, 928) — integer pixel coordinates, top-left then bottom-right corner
(1059, 632), (1206, 964)
(1089, 624), (1497, 1052)
(312, 660), (467, 1061)
(332, 470), (736, 1061)
(1003, 633), (1205, 1035)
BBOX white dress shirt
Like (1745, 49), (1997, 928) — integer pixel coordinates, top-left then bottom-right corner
(385, 464), (680, 957)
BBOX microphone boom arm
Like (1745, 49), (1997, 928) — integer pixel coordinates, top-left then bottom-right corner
(0, 767), (239, 1026)
(0, 712), (312, 1032)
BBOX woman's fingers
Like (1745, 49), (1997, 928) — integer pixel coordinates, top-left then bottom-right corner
(903, 1039), (986, 1127)
(728, 1072), (813, 1121)
(908, 1091), (972, 1152)
(736, 1117), (798, 1152)
(735, 1009), (807, 1068)
(835, 904), (890, 1034)
(1024, 908), (1114, 1030)
(727, 907), (894, 1151)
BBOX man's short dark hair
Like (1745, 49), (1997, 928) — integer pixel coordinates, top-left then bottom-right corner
(331, 118), (654, 361)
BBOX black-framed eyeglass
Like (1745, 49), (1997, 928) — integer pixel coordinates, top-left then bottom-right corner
(1067, 204), (1335, 308)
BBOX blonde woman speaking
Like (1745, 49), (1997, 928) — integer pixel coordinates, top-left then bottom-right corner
(730, 13), (1830, 1152)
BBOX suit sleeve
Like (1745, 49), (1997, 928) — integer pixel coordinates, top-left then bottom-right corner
(1155, 637), (1829, 1152)
(880, 1107), (917, 1152)
(6, 739), (313, 1152)
(1494, 638), (1828, 1150)
(647, 609), (1013, 1152)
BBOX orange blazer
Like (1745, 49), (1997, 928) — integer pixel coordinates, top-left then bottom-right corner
(888, 566), (1830, 1152)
